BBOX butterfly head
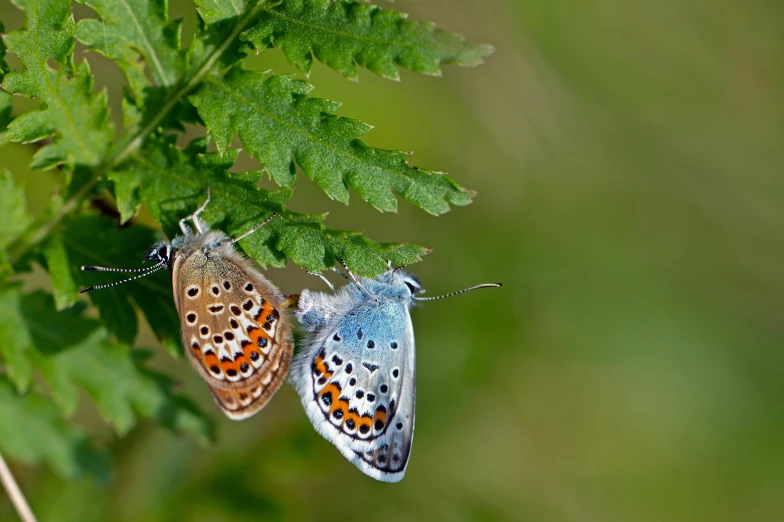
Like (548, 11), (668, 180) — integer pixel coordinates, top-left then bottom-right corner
(143, 241), (175, 267)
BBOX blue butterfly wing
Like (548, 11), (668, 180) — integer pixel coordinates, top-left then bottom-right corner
(293, 288), (415, 482)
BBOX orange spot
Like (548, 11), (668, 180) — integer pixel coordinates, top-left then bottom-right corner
(234, 354), (250, 372)
(356, 415), (373, 434)
(220, 358), (239, 375)
(374, 409), (387, 427)
(330, 396), (349, 417)
(204, 352), (220, 369)
(247, 325), (272, 348)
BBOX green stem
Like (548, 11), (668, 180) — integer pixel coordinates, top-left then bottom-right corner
(6, 2), (265, 266)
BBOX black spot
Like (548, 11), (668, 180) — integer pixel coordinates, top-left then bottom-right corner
(376, 405), (387, 414)
(212, 286), (219, 295)
(241, 339), (251, 347)
(378, 454), (387, 463)
(332, 410), (344, 420)
(260, 298), (266, 306)
(258, 337), (268, 348)
(243, 299), (254, 311)
(253, 309), (262, 321)
(266, 314), (275, 324)
(208, 304), (224, 313)
(321, 392), (333, 406)
(391, 341), (398, 349)
(240, 363), (249, 372)
(349, 377), (357, 386)
(230, 318), (239, 329)
(396, 422), (403, 430)
(374, 420), (384, 431)
(367, 393), (376, 403)
(239, 392), (248, 400)
(392, 454), (400, 462)
(245, 283), (254, 292)
(224, 331), (235, 341)
(191, 342), (200, 351)
(262, 322), (271, 331)
(223, 281), (231, 290)
(345, 363), (353, 374)
(346, 419), (356, 429)
(333, 333), (341, 342)
(220, 356), (231, 363)
(357, 328), (363, 340)
(210, 365), (220, 374)
(250, 352), (259, 361)
(367, 340), (375, 349)
(380, 384), (388, 393)
(230, 305), (241, 316)
(247, 325), (259, 334)
(359, 425), (370, 435)
(318, 376), (327, 385)
(355, 390), (365, 399)
(332, 355), (343, 365)
(363, 362), (379, 373)
(186, 313), (196, 323)
(227, 369), (237, 377)
(200, 326), (209, 335)
(392, 368), (400, 378)
(213, 335), (223, 344)
(389, 399), (396, 414)
(187, 287), (199, 297)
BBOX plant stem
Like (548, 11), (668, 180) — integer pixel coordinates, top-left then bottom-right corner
(0, 451), (37, 522)
(6, 1), (265, 267)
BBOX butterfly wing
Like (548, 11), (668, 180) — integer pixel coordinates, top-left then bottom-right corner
(173, 250), (293, 420)
(293, 289), (415, 482)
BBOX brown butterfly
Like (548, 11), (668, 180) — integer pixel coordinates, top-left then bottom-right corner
(80, 191), (293, 419)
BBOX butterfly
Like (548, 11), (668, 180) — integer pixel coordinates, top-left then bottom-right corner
(79, 191), (294, 420)
(291, 262), (500, 482)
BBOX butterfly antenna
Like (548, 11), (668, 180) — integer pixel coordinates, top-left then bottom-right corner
(413, 283), (502, 301)
(81, 265), (157, 273)
(79, 262), (165, 293)
(339, 258), (378, 302)
(304, 269), (335, 291)
(231, 211), (278, 245)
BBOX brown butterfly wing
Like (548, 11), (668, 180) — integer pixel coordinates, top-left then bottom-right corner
(173, 246), (293, 420)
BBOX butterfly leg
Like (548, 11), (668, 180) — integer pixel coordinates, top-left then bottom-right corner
(305, 269), (335, 291)
(230, 212), (278, 245)
(339, 259), (377, 302)
(180, 189), (212, 234)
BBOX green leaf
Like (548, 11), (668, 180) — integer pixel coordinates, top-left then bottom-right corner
(0, 285), (34, 391)
(0, 169), (31, 253)
(43, 234), (78, 310)
(195, 0), (248, 26)
(189, 70), (474, 215)
(1, 0), (113, 169)
(0, 20), (9, 82)
(56, 214), (181, 354)
(0, 377), (108, 478)
(242, 0), (494, 81)
(75, 0), (186, 100)
(111, 136), (430, 276)
(0, 90), (12, 142)
(5, 289), (214, 439)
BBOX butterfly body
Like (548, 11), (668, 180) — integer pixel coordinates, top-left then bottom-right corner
(164, 227), (293, 420)
(293, 270), (419, 482)
(81, 196), (293, 420)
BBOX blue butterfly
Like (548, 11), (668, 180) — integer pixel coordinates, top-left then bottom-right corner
(291, 263), (500, 482)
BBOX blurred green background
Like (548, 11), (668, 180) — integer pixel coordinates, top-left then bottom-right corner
(2, 0), (784, 520)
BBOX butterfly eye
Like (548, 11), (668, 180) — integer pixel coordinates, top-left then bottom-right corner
(157, 245), (170, 261)
(404, 282), (418, 294)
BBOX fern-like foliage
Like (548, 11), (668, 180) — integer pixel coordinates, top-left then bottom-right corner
(0, 0), (490, 476)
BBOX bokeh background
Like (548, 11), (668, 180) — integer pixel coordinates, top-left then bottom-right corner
(2, 0), (784, 520)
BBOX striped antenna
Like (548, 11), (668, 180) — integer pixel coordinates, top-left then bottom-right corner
(412, 283), (502, 301)
(81, 265), (157, 273)
(79, 262), (165, 293)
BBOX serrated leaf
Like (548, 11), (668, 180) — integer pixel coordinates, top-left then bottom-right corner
(75, 0), (186, 100)
(43, 234), (79, 310)
(0, 169), (30, 252)
(0, 285), (34, 391)
(110, 136), (429, 276)
(54, 214), (181, 355)
(189, 70), (474, 215)
(4, 289), (214, 439)
(0, 377), (108, 478)
(1, 0), (113, 169)
(243, 0), (494, 81)
(0, 20), (9, 82)
(195, 0), (248, 26)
